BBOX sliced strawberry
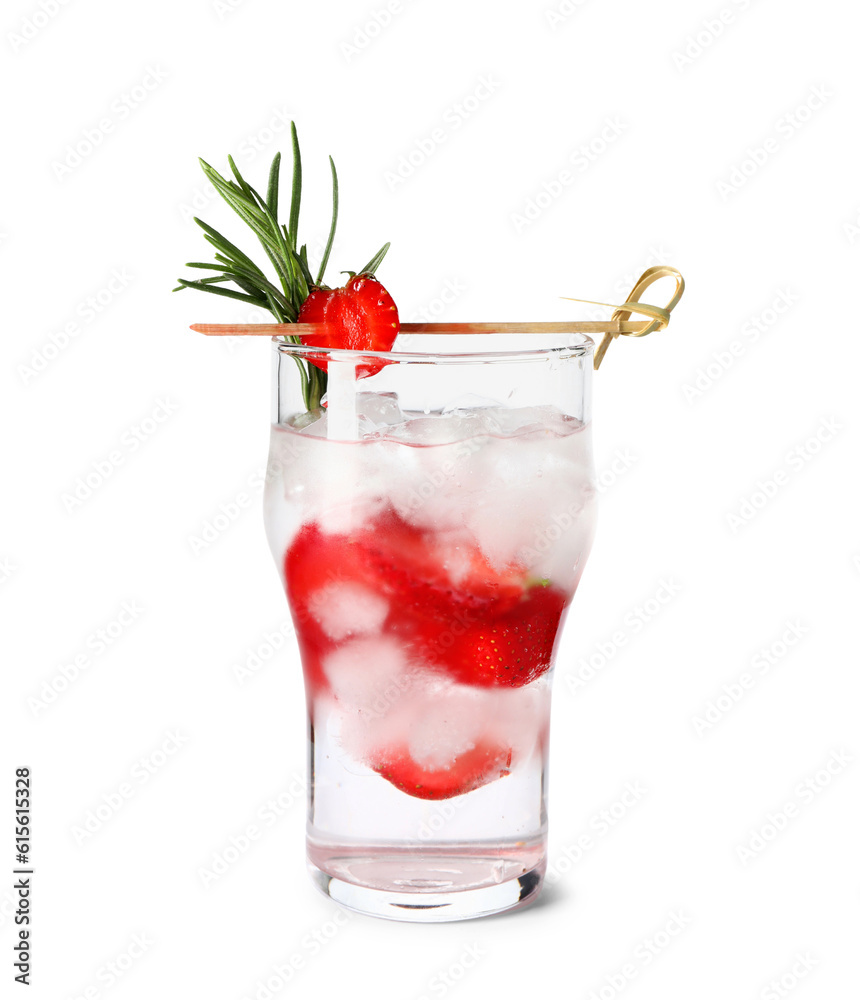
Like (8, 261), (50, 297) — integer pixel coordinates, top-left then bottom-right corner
(285, 522), (379, 609)
(293, 637), (328, 704)
(298, 274), (399, 376)
(371, 742), (513, 800)
(424, 585), (568, 688)
(283, 511), (560, 694)
(358, 507), (527, 621)
(284, 522), (385, 696)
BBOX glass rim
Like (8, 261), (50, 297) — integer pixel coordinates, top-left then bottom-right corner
(271, 332), (594, 364)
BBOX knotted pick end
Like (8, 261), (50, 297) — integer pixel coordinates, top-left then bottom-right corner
(564, 265), (685, 370)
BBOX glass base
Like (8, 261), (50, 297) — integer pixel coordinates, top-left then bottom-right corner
(308, 850), (545, 922)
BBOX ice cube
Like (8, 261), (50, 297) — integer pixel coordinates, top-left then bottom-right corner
(481, 683), (549, 763)
(519, 488), (597, 590)
(308, 582), (389, 641)
(340, 668), (551, 777)
(316, 495), (388, 536)
(331, 638), (428, 763)
(355, 391), (404, 429)
(442, 393), (505, 414)
(387, 410), (501, 446)
(386, 442), (473, 531)
(374, 681), (545, 772)
(383, 413), (508, 531)
(289, 410), (329, 437)
(465, 486), (535, 570)
(406, 691), (483, 769)
(287, 436), (388, 534)
(323, 636), (412, 714)
(288, 409), (325, 432)
(459, 424), (596, 573)
(487, 405), (573, 437)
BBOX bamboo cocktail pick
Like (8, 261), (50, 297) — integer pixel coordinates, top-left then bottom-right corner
(191, 265), (685, 371)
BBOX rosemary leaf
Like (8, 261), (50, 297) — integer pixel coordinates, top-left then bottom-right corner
(185, 262), (291, 310)
(266, 152), (281, 220)
(288, 122), (302, 247)
(359, 241), (391, 276)
(175, 279), (267, 307)
(316, 156), (339, 286)
(195, 218), (264, 274)
(227, 155), (255, 201)
(296, 245), (314, 289)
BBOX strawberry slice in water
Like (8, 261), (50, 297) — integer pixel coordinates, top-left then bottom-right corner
(285, 522), (389, 695)
(371, 741), (513, 800)
(359, 507), (527, 620)
(419, 584), (568, 688)
(284, 511), (561, 694)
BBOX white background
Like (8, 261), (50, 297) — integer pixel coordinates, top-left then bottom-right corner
(2, 0), (859, 997)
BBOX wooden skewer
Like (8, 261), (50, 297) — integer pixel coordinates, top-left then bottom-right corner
(190, 320), (651, 337)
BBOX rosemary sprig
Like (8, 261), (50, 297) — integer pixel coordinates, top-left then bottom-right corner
(174, 122), (390, 412)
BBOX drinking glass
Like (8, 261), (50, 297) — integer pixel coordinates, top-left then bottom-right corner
(263, 331), (596, 921)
